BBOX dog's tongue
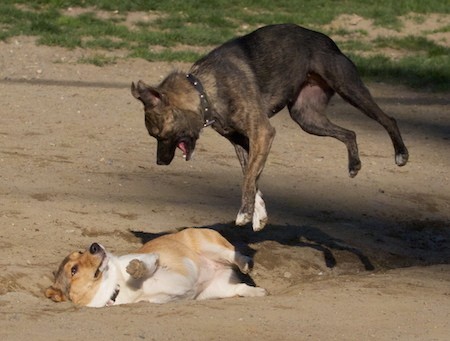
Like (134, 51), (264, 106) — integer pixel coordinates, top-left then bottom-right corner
(177, 141), (188, 159)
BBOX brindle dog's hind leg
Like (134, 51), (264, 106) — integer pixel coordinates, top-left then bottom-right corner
(289, 77), (362, 177)
(321, 54), (409, 166)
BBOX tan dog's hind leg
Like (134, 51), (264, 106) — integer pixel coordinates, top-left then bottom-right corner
(197, 237), (266, 299)
(201, 240), (253, 274)
(196, 269), (267, 300)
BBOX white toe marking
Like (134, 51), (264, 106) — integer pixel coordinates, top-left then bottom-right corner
(252, 190), (267, 231)
(236, 191), (268, 230)
(236, 211), (250, 226)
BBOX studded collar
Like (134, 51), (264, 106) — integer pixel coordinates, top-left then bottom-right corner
(186, 73), (216, 128)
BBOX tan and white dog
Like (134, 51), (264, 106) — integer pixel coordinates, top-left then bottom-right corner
(45, 228), (266, 307)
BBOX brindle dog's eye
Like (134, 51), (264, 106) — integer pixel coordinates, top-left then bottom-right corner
(71, 265), (78, 276)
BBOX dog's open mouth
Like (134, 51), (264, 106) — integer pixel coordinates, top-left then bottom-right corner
(94, 256), (107, 278)
(94, 250), (108, 279)
(177, 139), (192, 160)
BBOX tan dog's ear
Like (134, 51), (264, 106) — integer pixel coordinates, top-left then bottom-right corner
(45, 286), (67, 302)
(131, 80), (164, 108)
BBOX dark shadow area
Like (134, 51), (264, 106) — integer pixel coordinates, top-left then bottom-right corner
(22, 154), (446, 274)
(131, 223), (376, 272)
(129, 206), (449, 273)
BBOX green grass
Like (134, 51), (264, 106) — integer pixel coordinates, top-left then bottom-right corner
(129, 49), (202, 62)
(351, 54), (450, 92)
(0, 0), (449, 91)
(374, 36), (450, 57)
(78, 54), (117, 66)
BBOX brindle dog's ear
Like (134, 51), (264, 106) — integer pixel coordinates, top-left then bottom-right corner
(131, 80), (163, 108)
(45, 286), (67, 302)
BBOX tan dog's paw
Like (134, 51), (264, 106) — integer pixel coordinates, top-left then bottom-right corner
(126, 259), (148, 279)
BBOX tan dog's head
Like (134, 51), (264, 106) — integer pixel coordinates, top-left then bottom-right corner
(131, 73), (204, 165)
(45, 243), (108, 306)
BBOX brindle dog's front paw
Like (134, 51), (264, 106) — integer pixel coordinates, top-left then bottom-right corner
(236, 191), (268, 231)
(126, 259), (148, 279)
(236, 210), (267, 231)
(252, 190), (267, 231)
(235, 210), (252, 226)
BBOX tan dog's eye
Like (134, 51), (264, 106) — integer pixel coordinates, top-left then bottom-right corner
(71, 265), (78, 276)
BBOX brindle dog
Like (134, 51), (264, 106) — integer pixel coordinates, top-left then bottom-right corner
(131, 24), (409, 231)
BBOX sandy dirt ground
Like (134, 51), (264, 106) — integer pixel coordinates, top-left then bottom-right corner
(0, 35), (449, 341)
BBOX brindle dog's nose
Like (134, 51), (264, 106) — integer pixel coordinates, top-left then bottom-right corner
(89, 243), (100, 254)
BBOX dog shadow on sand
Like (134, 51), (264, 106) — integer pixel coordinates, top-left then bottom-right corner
(131, 222), (375, 281)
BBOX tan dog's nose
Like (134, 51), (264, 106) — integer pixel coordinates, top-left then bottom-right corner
(89, 243), (101, 254)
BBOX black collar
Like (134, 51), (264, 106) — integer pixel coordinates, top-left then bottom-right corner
(186, 73), (216, 128)
(106, 284), (120, 306)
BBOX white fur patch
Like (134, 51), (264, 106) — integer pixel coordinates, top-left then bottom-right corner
(252, 190), (267, 231)
(235, 211), (250, 226)
(87, 253), (119, 308)
(235, 190), (268, 231)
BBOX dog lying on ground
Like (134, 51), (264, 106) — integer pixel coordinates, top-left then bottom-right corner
(131, 24), (409, 232)
(45, 228), (266, 307)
